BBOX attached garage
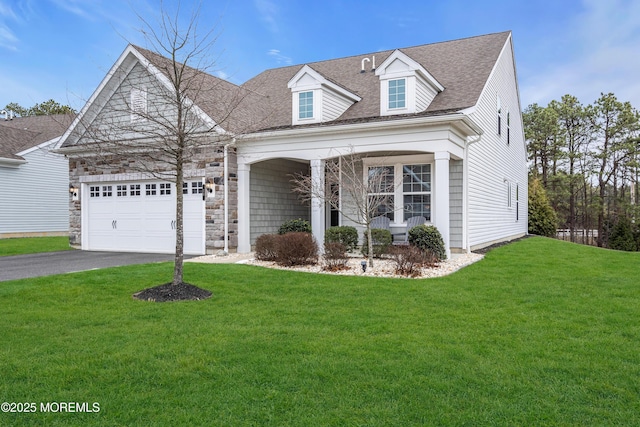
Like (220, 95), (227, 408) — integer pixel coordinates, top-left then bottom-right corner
(82, 180), (205, 255)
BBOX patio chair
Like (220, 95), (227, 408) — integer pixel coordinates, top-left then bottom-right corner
(394, 215), (427, 245)
(370, 216), (391, 231)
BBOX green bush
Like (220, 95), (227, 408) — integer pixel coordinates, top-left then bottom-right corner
(361, 228), (392, 258)
(325, 226), (358, 252)
(278, 218), (312, 235)
(408, 225), (447, 261)
(528, 178), (558, 237)
(609, 216), (637, 251)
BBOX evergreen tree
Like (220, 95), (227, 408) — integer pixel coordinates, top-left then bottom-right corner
(528, 178), (558, 237)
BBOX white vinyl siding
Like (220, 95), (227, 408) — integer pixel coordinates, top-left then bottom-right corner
(322, 89), (353, 122)
(0, 141), (69, 235)
(467, 37), (527, 249)
(415, 74), (439, 112)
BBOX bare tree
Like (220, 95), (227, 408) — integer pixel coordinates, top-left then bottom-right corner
(66, 3), (263, 288)
(291, 150), (396, 267)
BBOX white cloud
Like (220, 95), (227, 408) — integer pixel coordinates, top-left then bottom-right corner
(520, 0), (640, 108)
(254, 0), (279, 34)
(0, 0), (18, 49)
(48, 0), (93, 20)
(267, 49), (292, 65)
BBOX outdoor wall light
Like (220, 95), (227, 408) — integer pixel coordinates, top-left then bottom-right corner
(69, 184), (79, 201)
(204, 178), (215, 199)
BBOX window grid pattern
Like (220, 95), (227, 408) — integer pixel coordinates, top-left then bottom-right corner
(90, 186), (100, 198)
(116, 185), (127, 197)
(145, 183), (157, 196)
(402, 164), (431, 221)
(368, 166), (395, 220)
(102, 185), (113, 197)
(299, 91), (313, 119)
(388, 79), (406, 109)
(129, 184), (141, 196)
(159, 183), (171, 195)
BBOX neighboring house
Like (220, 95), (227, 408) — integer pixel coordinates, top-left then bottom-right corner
(56, 31), (527, 256)
(0, 113), (73, 238)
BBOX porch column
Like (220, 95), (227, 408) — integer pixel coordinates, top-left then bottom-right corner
(237, 162), (251, 253)
(310, 159), (326, 251)
(434, 152), (451, 259)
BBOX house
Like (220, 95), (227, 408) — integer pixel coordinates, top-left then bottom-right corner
(0, 113), (73, 238)
(56, 31), (527, 256)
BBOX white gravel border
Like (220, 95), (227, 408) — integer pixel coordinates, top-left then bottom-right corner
(189, 251), (483, 279)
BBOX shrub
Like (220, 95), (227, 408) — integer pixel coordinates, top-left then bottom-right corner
(361, 228), (392, 258)
(275, 232), (318, 266)
(388, 245), (425, 277)
(609, 216), (637, 251)
(323, 242), (349, 271)
(278, 218), (311, 235)
(255, 234), (279, 261)
(408, 225), (447, 261)
(528, 178), (558, 237)
(325, 226), (358, 252)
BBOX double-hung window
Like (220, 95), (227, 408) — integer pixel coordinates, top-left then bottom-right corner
(388, 79), (406, 109)
(366, 158), (432, 223)
(298, 91), (313, 119)
(367, 166), (395, 219)
(402, 164), (431, 221)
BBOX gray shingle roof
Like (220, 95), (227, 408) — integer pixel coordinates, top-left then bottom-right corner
(0, 114), (74, 160)
(241, 31), (511, 131)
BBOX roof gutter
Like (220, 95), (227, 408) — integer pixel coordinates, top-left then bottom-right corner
(0, 157), (27, 167)
(239, 112), (483, 142)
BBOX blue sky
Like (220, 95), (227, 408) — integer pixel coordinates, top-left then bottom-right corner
(1, 0), (639, 112)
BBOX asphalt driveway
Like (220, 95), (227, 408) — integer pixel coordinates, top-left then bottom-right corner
(0, 250), (187, 282)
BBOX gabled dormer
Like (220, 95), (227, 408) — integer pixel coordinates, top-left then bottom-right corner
(375, 50), (444, 116)
(287, 65), (361, 125)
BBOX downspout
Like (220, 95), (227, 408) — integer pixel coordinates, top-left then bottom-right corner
(464, 134), (482, 253)
(223, 138), (236, 254)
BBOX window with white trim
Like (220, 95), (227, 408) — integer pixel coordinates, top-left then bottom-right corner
(102, 185), (112, 197)
(298, 91), (313, 119)
(90, 186), (100, 198)
(497, 96), (502, 135)
(191, 181), (203, 194)
(507, 110), (511, 145)
(116, 185), (127, 197)
(145, 183), (157, 196)
(367, 166), (395, 219)
(402, 164), (431, 221)
(159, 183), (171, 195)
(506, 181), (512, 208)
(388, 79), (406, 109)
(129, 184), (141, 196)
(365, 158), (432, 223)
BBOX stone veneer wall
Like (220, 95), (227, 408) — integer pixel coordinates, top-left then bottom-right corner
(68, 144), (238, 253)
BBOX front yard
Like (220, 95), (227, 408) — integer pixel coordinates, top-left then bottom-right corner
(0, 236), (71, 256)
(1, 237), (639, 425)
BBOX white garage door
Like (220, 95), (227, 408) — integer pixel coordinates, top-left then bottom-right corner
(85, 180), (205, 255)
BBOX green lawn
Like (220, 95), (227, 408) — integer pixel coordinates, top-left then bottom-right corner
(1, 237), (639, 426)
(0, 236), (72, 256)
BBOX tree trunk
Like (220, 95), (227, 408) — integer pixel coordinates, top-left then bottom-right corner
(367, 225), (374, 268)
(173, 150), (185, 286)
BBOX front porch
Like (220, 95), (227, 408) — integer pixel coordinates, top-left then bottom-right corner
(236, 151), (465, 258)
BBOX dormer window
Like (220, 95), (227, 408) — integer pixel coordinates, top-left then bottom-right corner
(288, 65), (361, 126)
(388, 79), (406, 109)
(298, 91), (314, 119)
(375, 50), (443, 117)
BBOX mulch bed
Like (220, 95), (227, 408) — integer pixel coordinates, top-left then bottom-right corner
(132, 282), (212, 302)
